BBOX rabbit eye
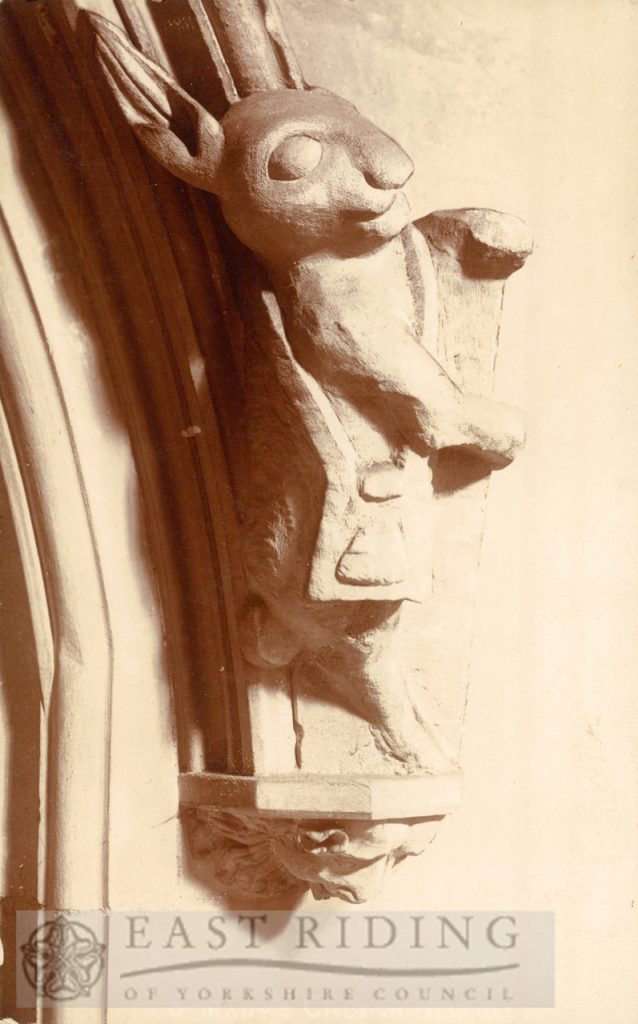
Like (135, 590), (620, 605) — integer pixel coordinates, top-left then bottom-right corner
(268, 135), (323, 181)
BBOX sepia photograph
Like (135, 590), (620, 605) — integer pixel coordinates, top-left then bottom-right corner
(0, 0), (636, 1020)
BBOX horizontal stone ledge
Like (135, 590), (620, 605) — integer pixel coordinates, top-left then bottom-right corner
(178, 771), (463, 819)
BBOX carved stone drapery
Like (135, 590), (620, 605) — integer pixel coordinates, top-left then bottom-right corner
(0, 0), (531, 990)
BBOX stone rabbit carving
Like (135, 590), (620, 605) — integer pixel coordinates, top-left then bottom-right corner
(91, 14), (531, 772)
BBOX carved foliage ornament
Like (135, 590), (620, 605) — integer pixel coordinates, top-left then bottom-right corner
(88, 5), (531, 904)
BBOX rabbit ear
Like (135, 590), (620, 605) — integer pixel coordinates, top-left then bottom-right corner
(88, 13), (225, 192)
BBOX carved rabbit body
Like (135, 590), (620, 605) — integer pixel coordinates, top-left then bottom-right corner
(93, 17), (528, 767)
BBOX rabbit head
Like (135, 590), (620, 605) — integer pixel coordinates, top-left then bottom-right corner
(90, 14), (414, 264)
(214, 88), (414, 261)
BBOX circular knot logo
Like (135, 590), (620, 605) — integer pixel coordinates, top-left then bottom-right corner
(21, 915), (106, 1001)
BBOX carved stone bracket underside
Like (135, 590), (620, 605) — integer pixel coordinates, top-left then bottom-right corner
(2, 0), (531, 909)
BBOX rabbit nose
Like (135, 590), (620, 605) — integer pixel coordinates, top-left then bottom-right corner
(362, 147), (414, 190)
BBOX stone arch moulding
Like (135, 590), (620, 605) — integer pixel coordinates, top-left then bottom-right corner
(0, 0), (531, 985)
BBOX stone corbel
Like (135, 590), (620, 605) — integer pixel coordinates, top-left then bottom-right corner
(2, 0), (531, 914)
(87, 0), (531, 904)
